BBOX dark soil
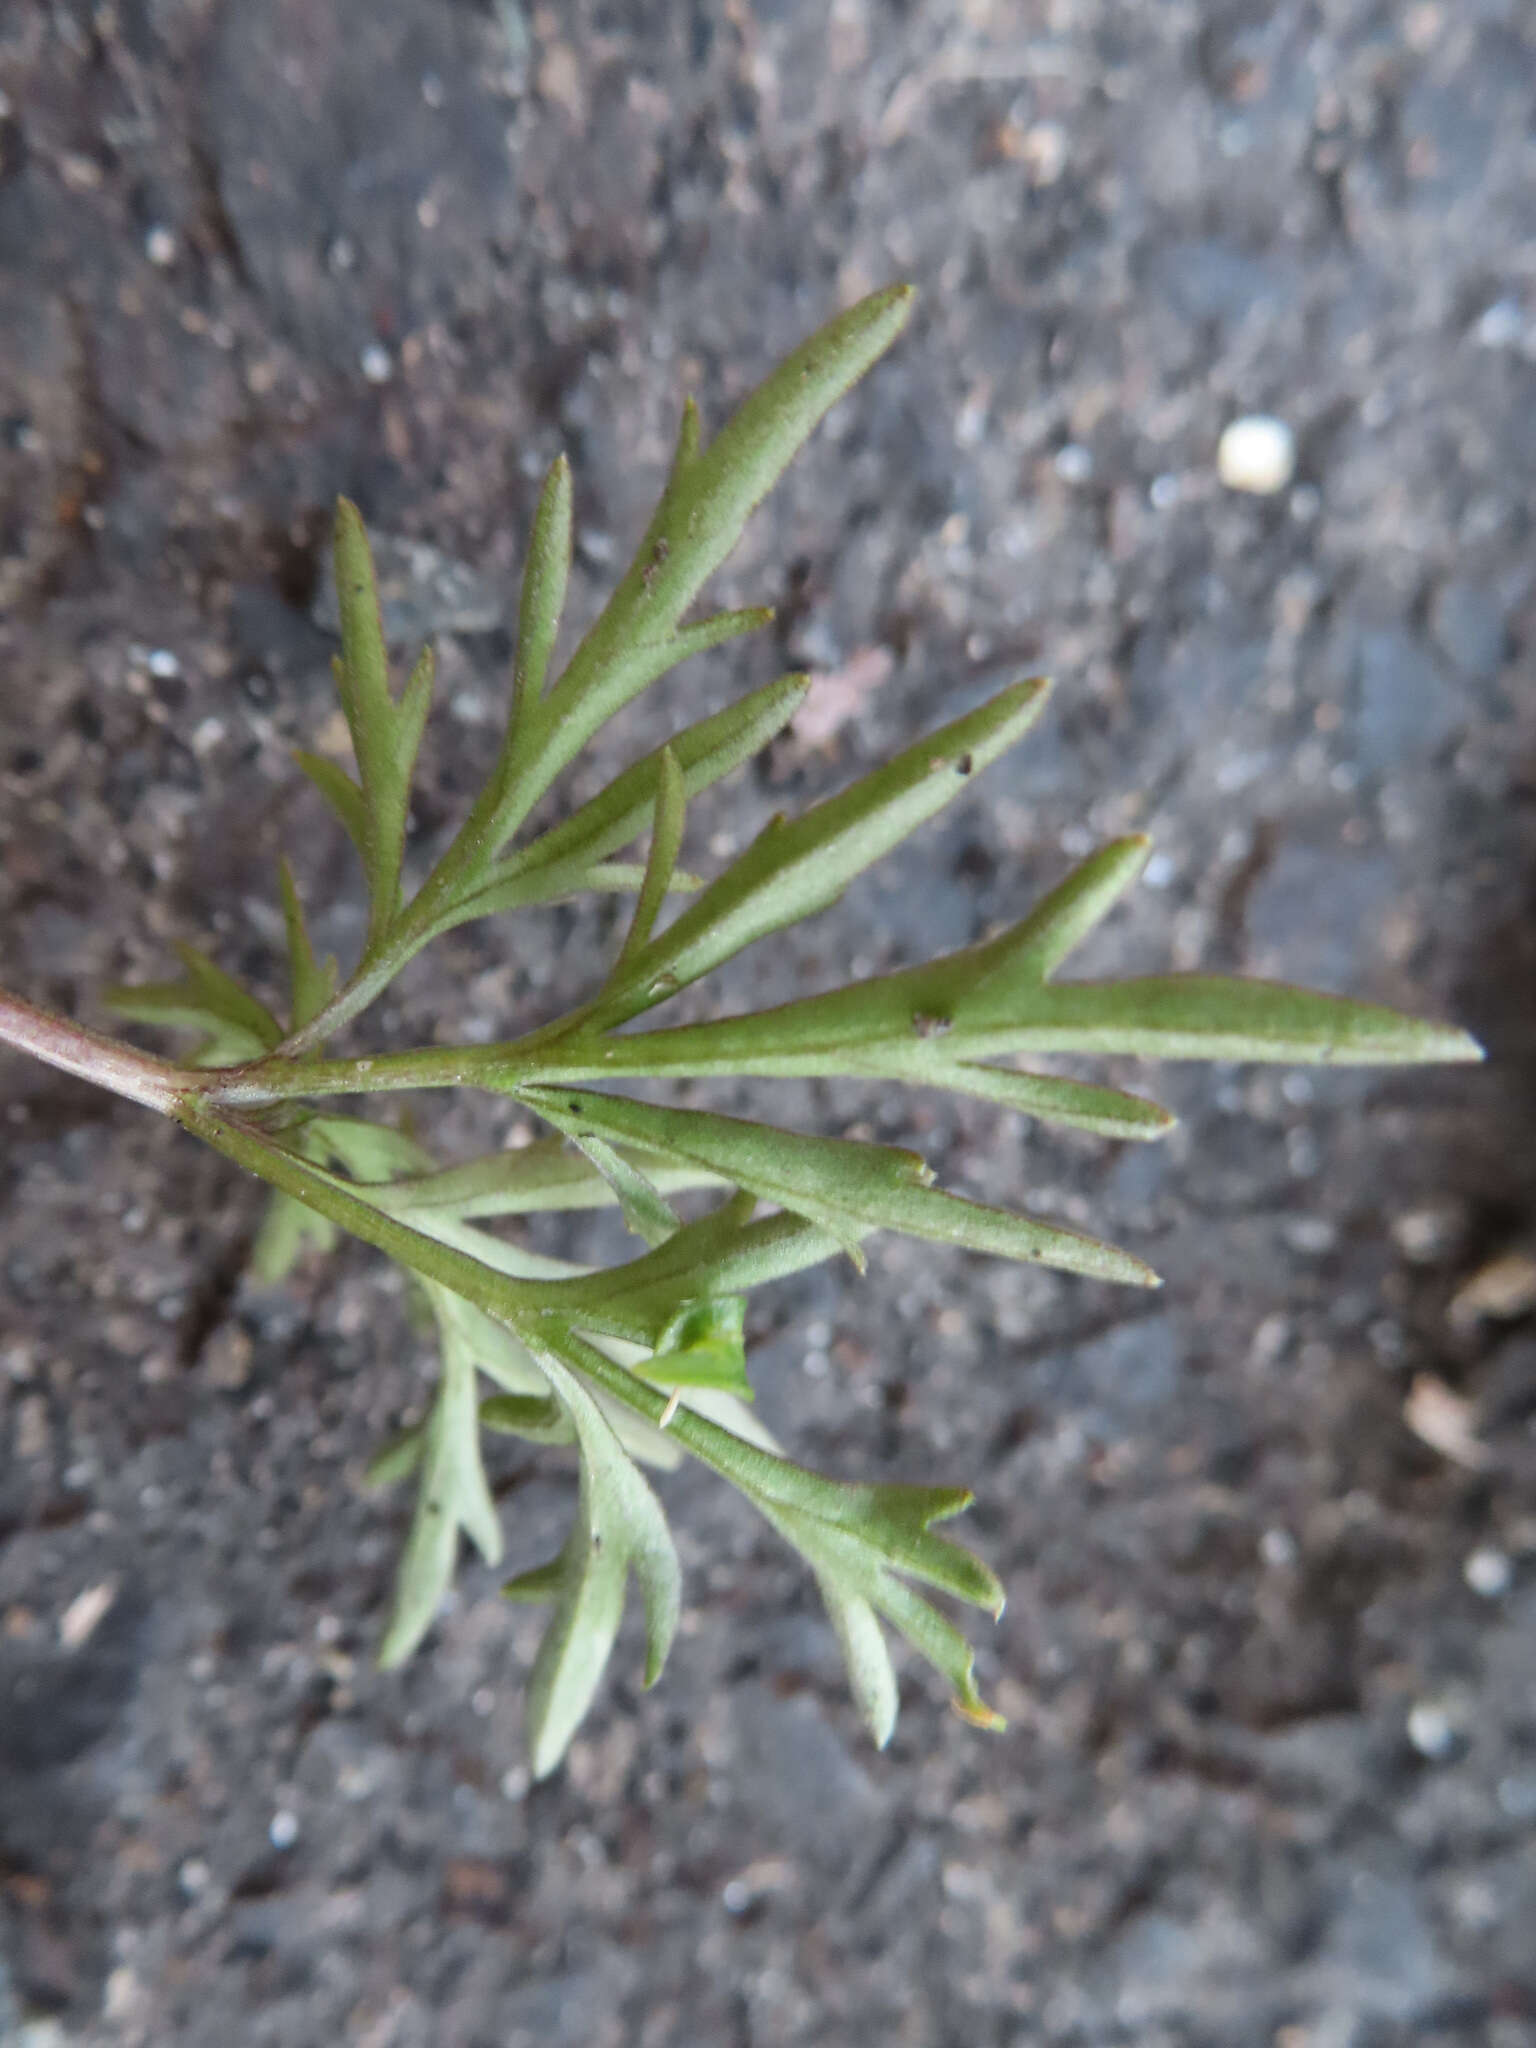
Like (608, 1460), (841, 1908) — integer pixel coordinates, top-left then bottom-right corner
(2, 4), (1534, 2044)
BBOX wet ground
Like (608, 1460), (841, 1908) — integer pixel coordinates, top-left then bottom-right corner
(1, 4), (1534, 2044)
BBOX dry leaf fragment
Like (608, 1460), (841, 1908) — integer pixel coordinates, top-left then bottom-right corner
(59, 1579), (117, 1650)
(1448, 1251), (1536, 1330)
(1403, 1373), (1491, 1471)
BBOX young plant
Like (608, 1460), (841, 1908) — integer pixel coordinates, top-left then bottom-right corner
(0, 287), (1480, 1776)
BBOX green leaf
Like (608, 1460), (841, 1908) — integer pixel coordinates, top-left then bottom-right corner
(517, 608), (775, 818)
(969, 835), (1151, 992)
(815, 1575), (899, 1748)
(479, 1393), (573, 1444)
(597, 679), (1052, 1023)
(292, 747), (369, 857)
(511, 453), (572, 723)
(548, 1328), (1001, 1739)
(509, 1339), (682, 1777)
(515, 286), (913, 805)
(521, 1086), (1157, 1288)
(248, 1187), (337, 1282)
(329, 500), (436, 951)
(421, 858), (699, 932)
(277, 859), (338, 1032)
(613, 746), (685, 972)
(364, 1420), (429, 1487)
(377, 1283), (505, 1669)
(953, 975), (1487, 1065)
(636, 1295), (751, 1398)
(494, 669), (804, 889)
(383, 1136), (724, 1220)
(104, 943), (282, 1066)
(304, 1113), (435, 1183)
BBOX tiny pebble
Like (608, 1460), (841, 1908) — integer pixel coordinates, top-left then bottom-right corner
(1463, 1546), (1512, 1599)
(178, 1856), (211, 1898)
(360, 342), (393, 385)
(1260, 1527), (1297, 1569)
(1392, 1206), (1462, 1263)
(1217, 414), (1296, 495)
(500, 1765), (529, 1802)
(1406, 1700), (1458, 1761)
(268, 1808), (300, 1850)
(1148, 472), (1181, 510)
(144, 225), (177, 267)
(1054, 443), (1093, 484)
(147, 647), (180, 679)
(1284, 1216), (1337, 1256)
(722, 1878), (752, 1915)
(1475, 298), (1524, 350)
(1142, 852), (1176, 889)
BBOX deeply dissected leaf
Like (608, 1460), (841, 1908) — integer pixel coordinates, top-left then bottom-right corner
(63, 286), (1485, 1778)
(277, 859), (338, 1032)
(520, 1085), (1156, 1286)
(510, 453), (572, 725)
(951, 974), (1484, 1065)
(635, 1295), (751, 1398)
(376, 1283), (505, 1669)
(514, 287), (913, 801)
(327, 500), (436, 951)
(595, 679), (1052, 1024)
(383, 1136), (724, 1220)
(614, 746), (686, 972)
(547, 1328), (1001, 1737)
(104, 942), (282, 1067)
(505, 1339), (681, 1777)
(491, 670), (805, 889)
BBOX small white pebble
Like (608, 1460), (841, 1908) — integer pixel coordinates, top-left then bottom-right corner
(147, 647), (180, 679)
(1054, 443), (1093, 484)
(1217, 414), (1296, 495)
(1406, 1700), (1458, 1761)
(471, 1685), (495, 1717)
(145, 225), (177, 267)
(1148, 472), (1181, 510)
(1260, 1527), (1297, 1569)
(178, 1856), (211, 1898)
(360, 342), (393, 385)
(1475, 298), (1523, 350)
(500, 1765), (529, 1803)
(722, 1878), (753, 1915)
(1284, 1216), (1337, 1256)
(268, 1808), (300, 1850)
(1288, 482), (1322, 522)
(1142, 851), (1176, 889)
(420, 70), (446, 108)
(1463, 1546), (1512, 1599)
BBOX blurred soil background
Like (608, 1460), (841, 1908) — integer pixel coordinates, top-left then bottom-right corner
(1, 3), (1534, 2044)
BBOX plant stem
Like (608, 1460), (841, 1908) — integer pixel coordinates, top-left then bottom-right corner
(0, 985), (193, 1116)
